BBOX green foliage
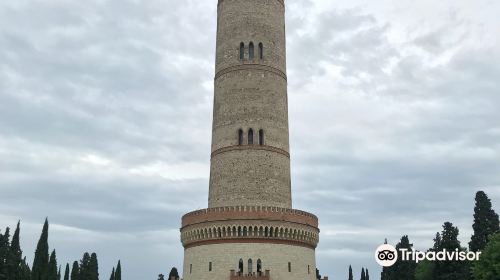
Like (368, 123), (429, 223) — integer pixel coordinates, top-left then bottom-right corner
(109, 267), (115, 280)
(360, 267), (366, 280)
(366, 269), (369, 280)
(63, 264), (70, 280)
(114, 261), (121, 280)
(469, 191), (500, 252)
(48, 250), (58, 280)
(348, 265), (353, 280)
(79, 253), (91, 280)
(432, 222), (469, 280)
(32, 219), (49, 280)
(382, 235), (417, 280)
(89, 253), (99, 280)
(8, 221), (23, 280)
(472, 233), (500, 280)
(70, 261), (79, 280)
(414, 260), (434, 280)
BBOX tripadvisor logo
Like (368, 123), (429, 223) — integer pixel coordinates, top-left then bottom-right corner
(375, 244), (481, 267)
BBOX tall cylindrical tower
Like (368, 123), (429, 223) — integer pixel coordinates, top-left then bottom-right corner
(209, 0), (291, 209)
(180, 1), (320, 279)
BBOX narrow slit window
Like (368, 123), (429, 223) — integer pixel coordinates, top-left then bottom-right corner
(239, 42), (245, 60)
(190, 264), (192, 274)
(238, 129), (243, 145)
(288, 262), (291, 272)
(259, 43), (263, 59)
(249, 42), (254, 60)
(259, 129), (264, 145)
(209, 262), (212, 272)
(248, 129), (254, 145)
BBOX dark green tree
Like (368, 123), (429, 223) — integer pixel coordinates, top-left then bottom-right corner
(114, 261), (121, 280)
(32, 219), (49, 280)
(0, 227), (10, 280)
(472, 233), (500, 279)
(58, 266), (61, 280)
(433, 222), (469, 280)
(366, 269), (369, 280)
(79, 253), (91, 280)
(20, 257), (31, 280)
(63, 264), (70, 280)
(415, 260), (434, 280)
(380, 238), (391, 280)
(70, 261), (79, 280)
(168, 267), (179, 280)
(109, 267), (115, 280)
(381, 235), (416, 280)
(348, 265), (353, 280)
(157, 274), (164, 280)
(89, 253), (98, 280)
(360, 267), (366, 280)
(48, 250), (58, 280)
(469, 191), (499, 252)
(8, 221), (23, 280)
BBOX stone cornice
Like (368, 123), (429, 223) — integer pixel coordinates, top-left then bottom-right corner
(211, 145), (290, 159)
(215, 64), (287, 81)
(218, 0), (285, 8)
(184, 238), (315, 250)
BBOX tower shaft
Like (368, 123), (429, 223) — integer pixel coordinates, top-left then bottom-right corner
(209, 0), (291, 208)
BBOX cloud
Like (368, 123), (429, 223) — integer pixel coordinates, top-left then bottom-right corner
(1, 0), (500, 279)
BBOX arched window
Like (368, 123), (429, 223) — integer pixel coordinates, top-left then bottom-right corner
(259, 43), (263, 59)
(238, 129), (243, 145)
(248, 129), (254, 145)
(259, 129), (264, 145)
(248, 259), (253, 274)
(257, 259), (262, 274)
(240, 42), (245, 60)
(239, 259), (244, 274)
(249, 42), (254, 60)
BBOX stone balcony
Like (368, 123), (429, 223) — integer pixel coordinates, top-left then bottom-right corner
(229, 270), (270, 280)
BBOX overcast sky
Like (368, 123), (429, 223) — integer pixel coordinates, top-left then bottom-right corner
(1, 0), (500, 279)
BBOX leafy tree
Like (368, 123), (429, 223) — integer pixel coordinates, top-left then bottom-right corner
(433, 222), (469, 280)
(472, 233), (500, 279)
(32, 219), (49, 280)
(114, 261), (121, 280)
(415, 260), (434, 280)
(366, 269), (369, 280)
(168, 267), (179, 280)
(316, 268), (321, 280)
(348, 265), (353, 280)
(469, 191), (500, 252)
(48, 250), (58, 280)
(0, 227), (10, 280)
(70, 261), (79, 280)
(63, 264), (70, 280)
(157, 274), (164, 280)
(381, 235), (416, 280)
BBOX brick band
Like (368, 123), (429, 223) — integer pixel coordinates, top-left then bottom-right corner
(184, 238), (315, 250)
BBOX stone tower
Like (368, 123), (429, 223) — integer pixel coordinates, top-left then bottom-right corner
(180, 0), (320, 279)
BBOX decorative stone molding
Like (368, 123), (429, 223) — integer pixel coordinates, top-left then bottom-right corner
(215, 64), (287, 81)
(211, 145), (290, 159)
(218, 0), (285, 8)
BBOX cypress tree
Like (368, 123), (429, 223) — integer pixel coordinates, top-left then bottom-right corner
(348, 265), (353, 280)
(63, 264), (70, 280)
(89, 253), (98, 280)
(114, 261), (121, 280)
(360, 267), (366, 280)
(20, 257), (31, 280)
(48, 250), (58, 280)
(0, 227), (10, 280)
(70, 261), (79, 280)
(109, 267), (115, 280)
(433, 222), (469, 280)
(469, 191), (500, 252)
(8, 221), (22, 280)
(366, 269), (369, 280)
(79, 253), (91, 280)
(32, 219), (50, 280)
